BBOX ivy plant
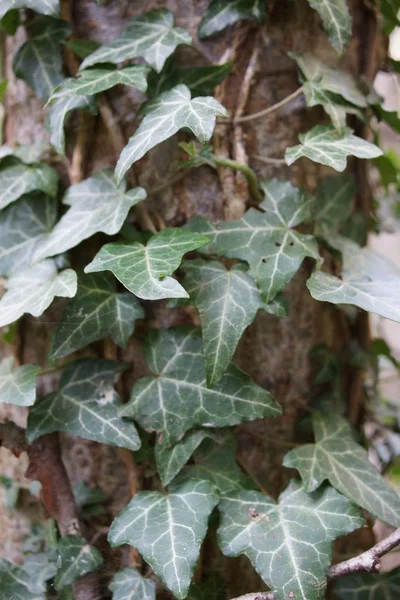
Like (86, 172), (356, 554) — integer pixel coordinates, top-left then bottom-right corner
(1, 1), (400, 600)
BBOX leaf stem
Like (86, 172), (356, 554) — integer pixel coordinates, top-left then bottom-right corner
(211, 155), (264, 203)
(233, 86), (304, 124)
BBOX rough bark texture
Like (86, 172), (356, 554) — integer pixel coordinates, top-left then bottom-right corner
(0, 0), (383, 597)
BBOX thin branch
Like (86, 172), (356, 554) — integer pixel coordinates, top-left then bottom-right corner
(228, 528), (400, 600)
(232, 86), (304, 124)
(252, 155), (287, 166)
(212, 155), (264, 203)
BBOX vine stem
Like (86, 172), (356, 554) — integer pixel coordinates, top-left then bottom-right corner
(212, 155), (264, 203)
(232, 86), (304, 124)
(228, 528), (400, 600)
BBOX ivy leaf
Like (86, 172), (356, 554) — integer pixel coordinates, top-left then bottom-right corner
(156, 429), (211, 487)
(335, 568), (400, 600)
(27, 360), (141, 451)
(23, 553), (57, 594)
(307, 235), (400, 322)
(0, 194), (57, 276)
(84, 229), (209, 300)
(120, 326), (281, 445)
(198, 0), (267, 39)
(312, 174), (355, 229)
(109, 568), (156, 600)
(0, 1), (59, 20)
(73, 481), (107, 510)
(0, 559), (43, 600)
(176, 434), (256, 493)
(183, 259), (287, 387)
(49, 65), (150, 102)
(173, 62), (233, 97)
(51, 272), (144, 359)
(217, 479), (364, 600)
(283, 412), (400, 528)
(373, 104), (400, 134)
(0, 356), (39, 406)
(108, 479), (219, 599)
(54, 535), (103, 590)
(306, 0), (352, 54)
(115, 84), (228, 184)
(0, 162), (58, 210)
(285, 125), (382, 172)
(0, 260), (77, 328)
(48, 95), (97, 156)
(33, 170), (146, 262)
(64, 39), (100, 59)
(13, 17), (71, 102)
(187, 179), (319, 302)
(80, 9), (191, 73)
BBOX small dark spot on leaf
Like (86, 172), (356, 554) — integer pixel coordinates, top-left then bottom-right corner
(248, 507), (259, 520)
(275, 242), (281, 247)
(289, 241), (294, 246)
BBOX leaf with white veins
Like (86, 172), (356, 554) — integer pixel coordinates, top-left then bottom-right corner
(156, 429), (211, 487)
(48, 95), (97, 156)
(49, 65), (150, 101)
(108, 479), (219, 599)
(306, 0), (352, 54)
(312, 174), (355, 230)
(0, 193), (57, 276)
(85, 229), (209, 300)
(284, 412), (400, 527)
(307, 235), (400, 322)
(0, 260), (77, 328)
(0, 1), (59, 19)
(54, 535), (103, 590)
(285, 125), (382, 171)
(218, 479), (364, 600)
(198, 0), (267, 38)
(183, 259), (287, 387)
(13, 17), (71, 101)
(335, 568), (400, 600)
(0, 559), (43, 600)
(0, 163), (58, 211)
(115, 84), (228, 183)
(0, 356), (39, 406)
(33, 170), (146, 261)
(109, 568), (156, 600)
(186, 179), (320, 302)
(120, 326), (281, 445)
(27, 360), (141, 450)
(80, 9), (191, 73)
(51, 272), (144, 359)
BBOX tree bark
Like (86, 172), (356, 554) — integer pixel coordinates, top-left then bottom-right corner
(0, 0), (383, 597)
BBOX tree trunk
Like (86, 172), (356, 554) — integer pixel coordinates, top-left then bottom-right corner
(0, 0), (382, 597)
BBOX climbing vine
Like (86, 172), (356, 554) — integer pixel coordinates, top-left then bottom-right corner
(1, 1), (400, 600)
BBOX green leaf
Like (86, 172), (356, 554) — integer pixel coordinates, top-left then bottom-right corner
(0, 356), (39, 406)
(307, 235), (400, 322)
(187, 575), (226, 600)
(0, 162), (58, 210)
(27, 359), (141, 450)
(283, 412), (400, 528)
(0, 140), (48, 164)
(33, 170), (146, 261)
(312, 174), (355, 229)
(217, 479), (364, 600)
(373, 154), (398, 189)
(0, 193), (57, 276)
(176, 434), (256, 493)
(64, 39), (100, 59)
(373, 104), (400, 134)
(0, 559), (43, 600)
(109, 568), (156, 600)
(198, 0), (267, 38)
(48, 95), (97, 156)
(84, 229), (209, 300)
(23, 553), (57, 594)
(115, 84), (228, 184)
(49, 65), (150, 102)
(173, 62), (233, 97)
(156, 429), (211, 487)
(285, 125), (382, 171)
(73, 481), (107, 509)
(1, 10), (20, 35)
(0, 0), (59, 19)
(51, 272), (144, 359)
(187, 179), (319, 302)
(80, 9), (191, 73)
(54, 535), (103, 590)
(306, 0), (352, 54)
(120, 326), (281, 445)
(13, 17), (71, 102)
(109, 479), (219, 599)
(0, 260), (77, 328)
(335, 568), (400, 600)
(183, 259), (286, 387)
